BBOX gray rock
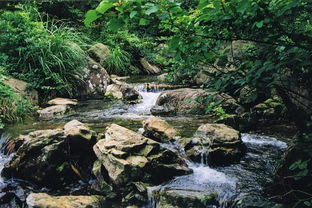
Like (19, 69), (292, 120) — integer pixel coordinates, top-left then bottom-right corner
(156, 88), (240, 115)
(179, 124), (246, 165)
(142, 117), (178, 142)
(26, 193), (106, 208)
(93, 124), (192, 186)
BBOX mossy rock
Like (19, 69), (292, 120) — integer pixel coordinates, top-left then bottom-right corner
(156, 189), (218, 208)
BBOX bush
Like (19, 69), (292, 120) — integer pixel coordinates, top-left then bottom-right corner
(96, 30), (161, 75)
(0, 8), (89, 98)
(0, 68), (34, 128)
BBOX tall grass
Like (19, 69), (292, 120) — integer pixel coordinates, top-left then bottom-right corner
(102, 46), (138, 75)
(0, 68), (34, 128)
(0, 8), (89, 98)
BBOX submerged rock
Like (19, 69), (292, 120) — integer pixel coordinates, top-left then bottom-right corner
(93, 124), (192, 186)
(105, 84), (141, 104)
(155, 88), (240, 115)
(179, 124), (246, 165)
(2, 120), (96, 187)
(151, 104), (176, 116)
(26, 193), (106, 208)
(142, 117), (178, 142)
(155, 189), (218, 208)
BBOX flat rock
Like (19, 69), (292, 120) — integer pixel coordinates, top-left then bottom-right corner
(142, 117), (178, 142)
(26, 193), (106, 208)
(47, 98), (78, 106)
(37, 105), (69, 120)
(155, 189), (218, 208)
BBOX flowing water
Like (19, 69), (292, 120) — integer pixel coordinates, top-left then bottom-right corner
(0, 76), (291, 207)
(143, 133), (287, 208)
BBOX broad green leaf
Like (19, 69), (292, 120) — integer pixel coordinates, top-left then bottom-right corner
(159, 13), (169, 20)
(168, 36), (180, 50)
(255, 21), (264, 28)
(238, 1), (250, 14)
(96, 0), (114, 14)
(139, 18), (149, 25)
(198, 0), (209, 9)
(107, 18), (125, 32)
(304, 201), (311, 206)
(130, 10), (138, 18)
(84, 10), (100, 26)
(145, 5), (158, 15)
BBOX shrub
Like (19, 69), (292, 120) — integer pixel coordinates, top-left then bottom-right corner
(0, 8), (89, 98)
(0, 67), (34, 128)
(96, 30), (162, 75)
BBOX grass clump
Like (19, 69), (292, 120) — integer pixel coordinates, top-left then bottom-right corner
(0, 7), (89, 99)
(0, 67), (34, 129)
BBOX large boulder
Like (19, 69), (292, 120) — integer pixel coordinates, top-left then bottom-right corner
(3, 78), (38, 105)
(155, 88), (240, 115)
(87, 43), (111, 64)
(2, 120), (96, 187)
(26, 193), (106, 208)
(179, 124), (246, 166)
(142, 117), (178, 142)
(78, 58), (110, 99)
(93, 124), (192, 186)
(105, 84), (141, 104)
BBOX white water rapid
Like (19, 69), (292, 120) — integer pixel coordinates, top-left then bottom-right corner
(144, 134), (287, 208)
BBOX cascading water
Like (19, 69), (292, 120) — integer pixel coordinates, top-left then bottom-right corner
(144, 133), (287, 208)
(127, 84), (163, 115)
(0, 134), (13, 187)
(1, 76), (291, 208)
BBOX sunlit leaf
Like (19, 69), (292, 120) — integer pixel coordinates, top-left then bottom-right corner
(146, 5), (158, 15)
(84, 10), (100, 26)
(96, 0), (114, 14)
(130, 10), (138, 18)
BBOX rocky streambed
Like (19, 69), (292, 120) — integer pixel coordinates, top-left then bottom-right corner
(0, 76), (292, 208)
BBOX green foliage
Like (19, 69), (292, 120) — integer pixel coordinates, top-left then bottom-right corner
(289, 159), (310, 180)
(102, 46), (139, 75)
(0, 7), (89, 98)
(0, 68), (34, 128)
(85, 0), (312, 89)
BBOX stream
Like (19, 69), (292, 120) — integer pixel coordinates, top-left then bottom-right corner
(0, 76), (291, 207)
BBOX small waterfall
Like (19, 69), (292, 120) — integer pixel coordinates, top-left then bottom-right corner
(143, 134), (288, 208)
(200, 152), (209, 166)
(0, 133), (13, 186)
(128, 84), (163, 115)
(146, 186), (162, 208)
